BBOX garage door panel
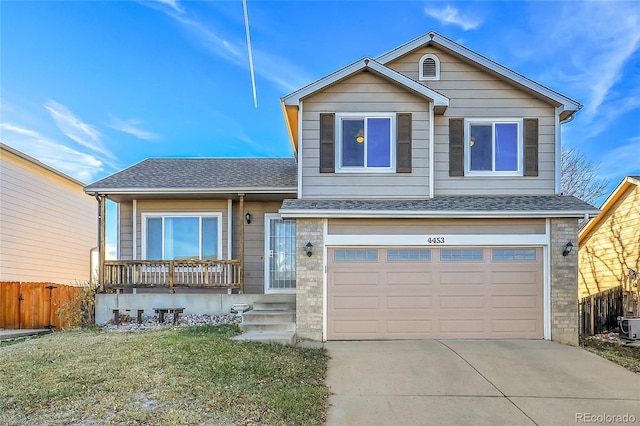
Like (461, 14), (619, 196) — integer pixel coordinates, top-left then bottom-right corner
(491, 295), (538, 308)
(439, 319), (486, 334)
(439, 271), (486, 286)
(438, 295), (485, 309)
(386, 320), (432, 334)
(491, 270), (538, 285)
(386, 296), (432, 309)
(331, 272), (380, 287)
(332, 295), (380, 310)
(387, 272), (433, 285)
(328, 247), (543, 340)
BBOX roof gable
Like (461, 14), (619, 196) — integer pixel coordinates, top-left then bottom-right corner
(579, 176), (639, 244)
(376, 31), (582, 122)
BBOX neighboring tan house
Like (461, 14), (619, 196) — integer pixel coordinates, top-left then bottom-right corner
(85, 32), (599, 345)
(0, 143), (97, 286)
(578, 176), (639, 306)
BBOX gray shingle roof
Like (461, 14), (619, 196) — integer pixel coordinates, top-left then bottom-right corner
(280, 196), (599, 217)
(85, 158), (297, 192)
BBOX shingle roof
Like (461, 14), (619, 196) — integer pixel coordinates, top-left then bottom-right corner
(85, 158), (297, 193)
(280, 196), (599, 217)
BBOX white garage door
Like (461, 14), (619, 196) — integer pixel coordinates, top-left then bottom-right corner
(327, 247), (543, 340)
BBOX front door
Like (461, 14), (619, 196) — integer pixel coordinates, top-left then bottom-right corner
(264, 214), (296, 293)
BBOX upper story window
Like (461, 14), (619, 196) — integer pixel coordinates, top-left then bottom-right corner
(337, 113), (395, 172)
(419, 54), (440, 81)
(143, 213), (222, 260)
(466, 119), (522, 175)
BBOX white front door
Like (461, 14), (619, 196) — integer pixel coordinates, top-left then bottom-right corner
(264, 214), (296, 293)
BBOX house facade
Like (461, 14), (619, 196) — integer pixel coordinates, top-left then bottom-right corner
(578, 176), (639, 302)
(0, 143), (97, 286)
(86, 32), (598, 345)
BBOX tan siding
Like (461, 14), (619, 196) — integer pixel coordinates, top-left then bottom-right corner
(386, 47), (557, 195)
(328, 218), (546, 235)
(119, 202), (133, 261)
(232, 201), (283, 294)
(0, 150), (96, 285)
(302, 71), (431, 199)
(578, 185), (640, 298)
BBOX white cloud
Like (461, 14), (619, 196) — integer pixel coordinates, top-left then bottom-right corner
(1, 122), (105, 182)
(43, 100), (114, 159)
(144, 3), (310, 93)
(153, 0), (184, 14)
(424, 5), (481, 31)
(108, 116), (160, 141)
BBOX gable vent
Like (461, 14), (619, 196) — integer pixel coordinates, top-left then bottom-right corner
(419, 54), (440, 81)
(423, 58), (436, 77)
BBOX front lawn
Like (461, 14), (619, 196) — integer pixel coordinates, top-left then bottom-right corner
(0, 325), (329, 425)
(581, 337), (640, 374)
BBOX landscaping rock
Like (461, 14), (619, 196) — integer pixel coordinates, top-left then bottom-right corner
(102, 314), (241, 332)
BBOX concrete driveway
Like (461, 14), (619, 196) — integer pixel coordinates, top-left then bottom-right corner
(325, 340), (640, 426)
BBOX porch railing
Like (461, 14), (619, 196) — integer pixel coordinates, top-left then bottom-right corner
(103, 260), (242, 292)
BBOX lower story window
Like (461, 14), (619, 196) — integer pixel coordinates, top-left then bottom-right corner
(144, 214), (222, 260)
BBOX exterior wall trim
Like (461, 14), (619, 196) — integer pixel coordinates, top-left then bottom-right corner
(544, 219), (551, 339)
(324, 233), (548, 246)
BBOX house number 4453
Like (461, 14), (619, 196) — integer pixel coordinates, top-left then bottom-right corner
(427, 237), (445, 244)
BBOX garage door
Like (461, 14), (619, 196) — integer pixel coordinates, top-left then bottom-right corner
(327, 247), (543, 340)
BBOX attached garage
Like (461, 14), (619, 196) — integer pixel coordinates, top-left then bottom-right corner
(327, 246), (543, 340)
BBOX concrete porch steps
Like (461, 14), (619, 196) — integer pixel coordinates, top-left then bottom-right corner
(233, 300), (297, 345)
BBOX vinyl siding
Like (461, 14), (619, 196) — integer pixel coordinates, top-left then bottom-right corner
(386, 47), (557, 195)
(0, 150), (96, 285)
(302, 71), (431, 199)
(119, 202), (133, 261)
(328, 218), (546, 235)
(578, 184), (640, 299)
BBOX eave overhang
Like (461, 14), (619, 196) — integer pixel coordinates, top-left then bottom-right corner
(280, 209), (599, 220)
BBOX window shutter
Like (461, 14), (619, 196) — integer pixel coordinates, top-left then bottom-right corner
(423, 58), (436, 78)
(449, 118), (464, 176)
(396, 113), (412, 173)
(523, 118), (539, 177)
(319, 113), (335, 173)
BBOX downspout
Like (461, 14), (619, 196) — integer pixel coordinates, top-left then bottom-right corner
(429, 101), (435, 199)
(555, 107), (562, 195)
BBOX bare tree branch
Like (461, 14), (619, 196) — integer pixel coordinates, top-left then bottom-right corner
(561, 147), (609, 204)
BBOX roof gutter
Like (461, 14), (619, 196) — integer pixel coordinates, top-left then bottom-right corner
(83, 187), (298, 196)
(279, 209), (601, 220)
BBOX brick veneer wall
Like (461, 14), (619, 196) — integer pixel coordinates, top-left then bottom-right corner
(295, 219), (324, 341)
(550, 218), (579, 345)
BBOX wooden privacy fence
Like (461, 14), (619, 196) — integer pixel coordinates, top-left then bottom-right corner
(579, 285), (624, 337)
(0, 282), (86, 330)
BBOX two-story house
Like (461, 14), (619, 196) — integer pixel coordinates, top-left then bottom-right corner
(85, 32), (598, 345)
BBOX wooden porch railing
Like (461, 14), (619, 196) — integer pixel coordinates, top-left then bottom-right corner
(103, 260), (243, 292)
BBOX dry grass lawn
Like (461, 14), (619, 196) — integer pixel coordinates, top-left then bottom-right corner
(0, 325), (328, 425)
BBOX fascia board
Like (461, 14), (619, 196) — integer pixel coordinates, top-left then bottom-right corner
(85, 187), (298, 195)
(280, 209), (601, 219)
(376, 32), (581, 113)
(282, 57), (449, 108)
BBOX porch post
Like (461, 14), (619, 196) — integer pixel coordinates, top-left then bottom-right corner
(238, 193), (245, 293)
(96, 194), (106, 293)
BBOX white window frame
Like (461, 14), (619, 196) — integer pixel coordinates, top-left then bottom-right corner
(419, 54), (440, 81)
(464, 118), (523, 176)
(336, 112), (396, 173)
(141, 212), (223, 260)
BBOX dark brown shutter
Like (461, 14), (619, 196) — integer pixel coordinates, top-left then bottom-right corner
(449, 118), (464, 176)
(319, 113), (335, 173)
(523, 118), (539, 177)
(396, 113), (412, 173)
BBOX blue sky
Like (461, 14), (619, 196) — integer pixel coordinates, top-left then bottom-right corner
(2, 0), (639, 192)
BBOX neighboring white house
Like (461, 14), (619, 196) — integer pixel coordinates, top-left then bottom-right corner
(0, 143), (97, 285)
